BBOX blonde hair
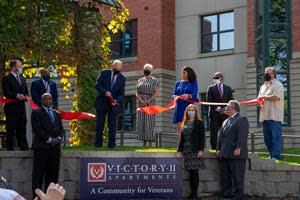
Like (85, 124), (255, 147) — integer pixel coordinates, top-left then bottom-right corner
(182, 104), (200, 127)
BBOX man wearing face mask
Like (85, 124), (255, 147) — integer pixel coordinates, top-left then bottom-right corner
(258, 67), (284, 160)
(31, 69), (59, 109)
(94, 60), (126, 148)
(2, 59), (29, 150)
(206, 72), (233, 150)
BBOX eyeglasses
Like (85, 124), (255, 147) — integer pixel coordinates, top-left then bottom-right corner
(213, 77), (220, 80)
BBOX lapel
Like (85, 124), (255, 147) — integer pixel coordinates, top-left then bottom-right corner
(39, 79), (47, 92)
(221, 113), (240, 136)
(42, 107), (56, 127)
(111, 73), (121, 91)
(9, 73), (21, 89)
(214, 84), (222, 99)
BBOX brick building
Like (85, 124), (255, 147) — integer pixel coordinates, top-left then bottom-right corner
(104, 0), (300, 147)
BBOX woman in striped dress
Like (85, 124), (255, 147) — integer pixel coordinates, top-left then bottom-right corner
(136, 64), (159, 147)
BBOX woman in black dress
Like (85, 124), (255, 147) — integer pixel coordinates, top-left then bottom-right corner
(177, 104), (205, 199)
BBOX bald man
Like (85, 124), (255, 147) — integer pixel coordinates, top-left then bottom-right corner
(31, 93), (64, 198)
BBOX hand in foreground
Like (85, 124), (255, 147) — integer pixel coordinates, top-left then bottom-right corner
(34, 183), (65, 200)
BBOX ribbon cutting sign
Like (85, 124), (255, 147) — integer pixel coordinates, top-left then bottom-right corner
(137, 96), (264, 115)
(0, 96), (96, 120)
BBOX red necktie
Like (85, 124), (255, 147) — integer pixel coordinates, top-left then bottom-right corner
(218, 84), (223, 98)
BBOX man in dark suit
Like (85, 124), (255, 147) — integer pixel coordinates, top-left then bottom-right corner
(1, 59), (29, 150)
(31, 93), (64, 198)
(94, 60), (126, 148)
(206, 72), (233, 150)
(217, 100), (249, 200)
(31, 69), (58, 109)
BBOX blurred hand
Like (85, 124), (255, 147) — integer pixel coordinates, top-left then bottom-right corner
(234, 148), (241, 156)
(197, 151), (204, 158)
(106, 91), (112, 97)
(111, 100), (117, 106)
(177, 152), (182, 158)
(34, 183), (65, 200)
(141, 101), (148, 107)
(17, 94), (25, 100)
(181, 94), (189, 99)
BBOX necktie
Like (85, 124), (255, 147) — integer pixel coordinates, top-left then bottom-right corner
(47, 108), (54, 124)
(218, 84), (223, 98)
(16, 75), (21, 85)
(111, 74), (116, 89)
(223, 117), (232, 132)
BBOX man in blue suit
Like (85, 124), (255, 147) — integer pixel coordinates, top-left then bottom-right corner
(31, 69), (58, 109)
(94, 60), (126, 148)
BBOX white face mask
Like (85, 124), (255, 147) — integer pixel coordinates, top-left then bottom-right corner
(16, 67), (23, 75)
(187, 111), (195, 119)
(214, 79), (221, 85)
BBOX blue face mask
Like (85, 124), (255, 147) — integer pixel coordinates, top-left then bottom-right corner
(42, 76), (50, 82)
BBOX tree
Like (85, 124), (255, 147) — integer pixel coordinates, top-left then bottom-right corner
(0, 0), (129, 145)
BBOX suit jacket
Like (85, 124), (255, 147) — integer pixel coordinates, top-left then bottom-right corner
(31, 79), (58, 108)
(1, 73), (29, 113)
(31, 107), (64, 150)
(94, 69), (126, 112)
(217, 113), (249, 159)
(178, 120), (205, 152)
(206, 83), (233, 117)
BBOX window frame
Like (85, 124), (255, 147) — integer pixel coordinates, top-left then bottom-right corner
(200, 11), (234, 53)
(110, 19), (138, 59)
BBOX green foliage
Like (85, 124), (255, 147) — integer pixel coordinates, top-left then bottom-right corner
(0, 0), (129, 146)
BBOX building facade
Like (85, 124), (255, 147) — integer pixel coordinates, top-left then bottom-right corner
(114, 0), (299, 147)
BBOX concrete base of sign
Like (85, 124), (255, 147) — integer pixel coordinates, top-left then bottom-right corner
(0, 151), (300, 199)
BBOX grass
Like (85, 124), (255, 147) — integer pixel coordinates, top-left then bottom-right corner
(1, 145), (300, 165)
(256, 148), (300, 165)
(62, 145), (177, 152)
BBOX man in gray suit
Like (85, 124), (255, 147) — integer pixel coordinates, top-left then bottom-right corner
(217, 100), (249, 200)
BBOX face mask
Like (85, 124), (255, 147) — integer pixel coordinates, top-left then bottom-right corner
(113, 68), (120, 75)
(214, 79), (221, 85)
(42, 75), (50, 82)
(187, 111), (195, 119)
(16, 67), (23, 75)
(264, 73), (271, 81)
(144, 69), (151, 76)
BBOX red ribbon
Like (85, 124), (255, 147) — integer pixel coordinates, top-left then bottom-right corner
(1, 97), (96, 120)
(0, 98), (18, 104)
(138, 96), (264, 115)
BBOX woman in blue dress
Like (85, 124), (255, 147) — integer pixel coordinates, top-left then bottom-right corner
(172, 66), (198, 138)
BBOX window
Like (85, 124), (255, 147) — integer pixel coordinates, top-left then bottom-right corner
(110, 19), (137, 58)
(255, 0), (291, 125)
(117, 96), (136, 131)
(201, 11), (234, 53)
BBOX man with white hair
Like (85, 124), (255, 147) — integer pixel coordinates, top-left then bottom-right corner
(258, 66), (284, 160)
(94, 60), (126, 148)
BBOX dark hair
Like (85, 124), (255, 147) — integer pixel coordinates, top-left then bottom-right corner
(10, 59), (18, 69)
(183, 66), (197, 82)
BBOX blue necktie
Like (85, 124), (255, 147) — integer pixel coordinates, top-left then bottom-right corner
(47, 108), (54, 124)
(111, 75), (116, 89)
